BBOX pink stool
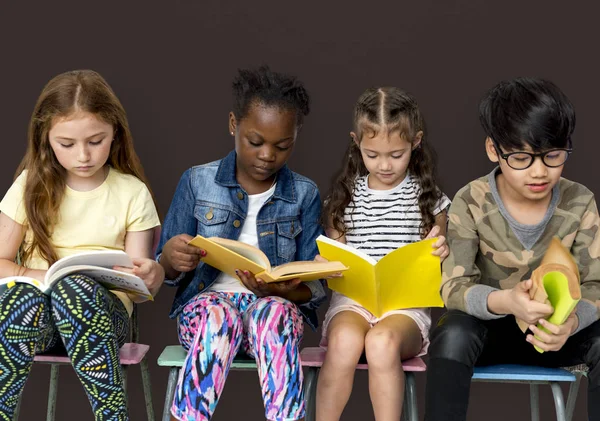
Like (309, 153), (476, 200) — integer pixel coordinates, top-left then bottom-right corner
(300, 347), (426, 421)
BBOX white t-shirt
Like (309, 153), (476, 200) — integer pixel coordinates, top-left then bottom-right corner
(208, 183), (277, 293)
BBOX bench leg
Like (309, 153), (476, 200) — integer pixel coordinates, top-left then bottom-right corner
(140, 357), (155, 421)
(46, 364), (59, 421)
(550, 382), (567, 421)
(162, 368), (179, 421)
(565, 374), (582, 421)
(303, 367), (318, 421)
(403, 372), (418, 421)
(530, 384), (539, 421)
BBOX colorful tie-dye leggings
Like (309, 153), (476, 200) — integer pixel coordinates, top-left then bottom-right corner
(172, 292), (305, 421)
(0, 275), (129, 421)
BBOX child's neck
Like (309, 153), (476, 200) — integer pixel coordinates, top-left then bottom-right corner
(237, 173), (277, 195)
(66, 165), (109, 192)
(496, 173), (552, 225)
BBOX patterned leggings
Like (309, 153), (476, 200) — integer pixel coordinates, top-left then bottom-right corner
(172, 292), (305, 421)
(0, 275), (130, 421)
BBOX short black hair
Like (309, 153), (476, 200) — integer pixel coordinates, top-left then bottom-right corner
(479, 77), (575, 151)
(232, 65), (310, 125)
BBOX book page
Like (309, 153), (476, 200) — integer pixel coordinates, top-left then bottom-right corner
(46, 250), (133, 284)
(316, 235), (379, 315)
(264, 260), (348, 283)
(49, 266), (151, 298)
(188, 236), (268, 279)
(376, 239), (443, 314)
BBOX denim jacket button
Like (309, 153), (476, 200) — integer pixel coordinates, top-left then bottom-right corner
(206, 212), (213, 220)
(233, 220), (241, 228)
(198, 282), (205, 290)
(237, 192), (244, 200)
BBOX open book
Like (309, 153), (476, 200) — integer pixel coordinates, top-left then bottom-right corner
(187, 235), (348, 283)
(0, 250), (152, 299)
(516, 237), (581, 353)
(316, 235), (444, 317)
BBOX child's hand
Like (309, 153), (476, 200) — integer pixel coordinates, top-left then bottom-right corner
(114, 258), (165, 294)
(314, 254), (343, 278)
(236, 269), (302, 298)
(162, 234), (204, 274)
(506, 279), (554, 324)
(425, 225), (449, 261)
(526, 312), (579, 352)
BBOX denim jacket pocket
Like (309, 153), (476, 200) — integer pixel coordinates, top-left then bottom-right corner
(194, 203), (231, 237)
(276, 219), (303, 262)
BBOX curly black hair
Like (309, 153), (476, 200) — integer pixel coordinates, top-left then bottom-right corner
(232, 65), (310, 125)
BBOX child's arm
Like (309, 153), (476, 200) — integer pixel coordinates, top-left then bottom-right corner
(569, 194), (600, 334)
(155, 169), (203, 282)
(427, 211), (449, 261)
(119, 227), (165, 302)
(442, 192), (552, 323)
(0, 213), (46, 280)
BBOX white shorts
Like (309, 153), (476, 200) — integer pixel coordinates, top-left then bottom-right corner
(321, 292), (431, 357)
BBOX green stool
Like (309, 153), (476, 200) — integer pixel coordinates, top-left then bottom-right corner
(157, 345), (256, 421)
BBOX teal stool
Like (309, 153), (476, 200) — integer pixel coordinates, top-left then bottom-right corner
(158, 345), (257, 421)
(158, 345), (425, 421)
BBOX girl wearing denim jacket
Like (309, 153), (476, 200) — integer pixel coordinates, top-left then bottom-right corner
(157, 66), (326, 421)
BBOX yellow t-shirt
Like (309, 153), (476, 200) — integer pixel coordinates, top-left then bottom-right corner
(0, 167), (161, 315)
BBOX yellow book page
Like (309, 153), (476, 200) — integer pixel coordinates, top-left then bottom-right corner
(375, 238), (444, 316)
(258, 260), (348, 283)
(316, 236), (378, 315)
(188, 236), (268, 279)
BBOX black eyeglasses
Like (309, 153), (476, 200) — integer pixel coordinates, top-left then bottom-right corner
(493, 144), (572, 170)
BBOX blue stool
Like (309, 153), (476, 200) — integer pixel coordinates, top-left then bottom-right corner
(472, 365), (577, 421)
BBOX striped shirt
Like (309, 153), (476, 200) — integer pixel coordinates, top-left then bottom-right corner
(344, 174), (450, 261)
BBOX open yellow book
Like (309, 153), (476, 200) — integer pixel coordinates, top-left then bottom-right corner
(188, 235), (348, 283)
(516, 237), (581, 353)
(316, 235), (444, 317)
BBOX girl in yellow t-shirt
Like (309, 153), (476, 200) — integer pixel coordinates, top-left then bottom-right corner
(0, 70), (163, 421)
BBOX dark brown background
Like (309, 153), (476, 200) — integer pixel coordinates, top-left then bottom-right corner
(1, 1), (598, 419)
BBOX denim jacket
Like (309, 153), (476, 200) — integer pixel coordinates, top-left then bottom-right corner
(156, 150), (327, 330)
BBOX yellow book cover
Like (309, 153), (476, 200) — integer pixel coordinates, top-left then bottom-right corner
(188, 235), (348, 283)
(516, 237), (581, 353)
(316, 235), (444, 317)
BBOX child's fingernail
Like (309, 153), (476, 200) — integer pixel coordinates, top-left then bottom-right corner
(201, 250), (206, 256)
(243, 270), (249, 275)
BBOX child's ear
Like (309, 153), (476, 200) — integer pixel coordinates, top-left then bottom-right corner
(350, 131), (359, 147)
(412, 131), (424, 150)
(485, 137), (499, 163)
(228, 112), (237, 136)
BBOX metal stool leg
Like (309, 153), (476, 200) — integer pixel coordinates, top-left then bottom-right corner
(46, 364), (59, 421)
(530, 384), (539, 421)
(14, 394), (22, 420)
(403, 372), (418, 421)
(565, 374), (582, 421)
(550, 382), (567, 421)
(303, 367), (318, 421)
(162, 368), (179, 421)
(139, 356), (155, 421)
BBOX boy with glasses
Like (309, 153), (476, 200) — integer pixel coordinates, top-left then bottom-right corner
(424, 77), (600, 421)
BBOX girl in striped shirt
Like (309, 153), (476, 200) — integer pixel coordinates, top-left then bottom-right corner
(317, 87), (450, 421)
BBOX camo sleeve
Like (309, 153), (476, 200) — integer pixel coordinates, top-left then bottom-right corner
(571, 194), (600, 333)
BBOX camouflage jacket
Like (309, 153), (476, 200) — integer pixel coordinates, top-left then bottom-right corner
(441, 169), (600, 332)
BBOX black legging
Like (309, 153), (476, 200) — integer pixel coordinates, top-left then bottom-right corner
(425, 310), (600, 421)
